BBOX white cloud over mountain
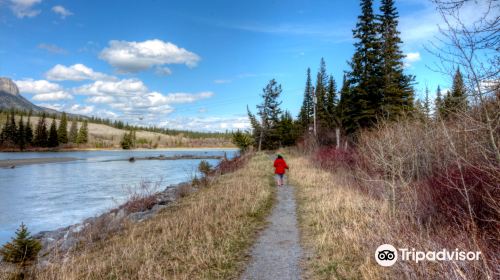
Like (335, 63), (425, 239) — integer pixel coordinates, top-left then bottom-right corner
(99, 39), (200, 73)
(15, 79), (61, 94)
(73, 79), (148, 96)
(32, 91), (73, 101)
(46, 64), (116, 81)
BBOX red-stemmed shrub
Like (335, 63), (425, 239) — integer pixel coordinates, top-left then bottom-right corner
(313, 147), (359, 170)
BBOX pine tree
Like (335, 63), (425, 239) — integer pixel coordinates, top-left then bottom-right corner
(277, 111), (297, 147)
(58, 112), (68, 144)
(315, 58), (329, 130)
(17, 115), (26, 150)
(231, 130), (254, 153)
(0, 223), (41, 267)
(248, 79), (283, 150)
(2, 110), (18, 145)
(379, 0), (414, 118)
(77, 120), (89, 144)
(423, 86), (431, 120)
(435, 85), (444, 119)
(69, 120), (78, 143)
(297, 68), (314, 131)
(445, 68), (468, 116)
(25, 115), (33, 146)
(34, 114), (48, 147)
(326, 75), (338, 127)
(48, 118), (59, 147)
(347, 0), (383, 131)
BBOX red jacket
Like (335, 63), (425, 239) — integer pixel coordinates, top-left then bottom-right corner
(274, 158), (289, 174)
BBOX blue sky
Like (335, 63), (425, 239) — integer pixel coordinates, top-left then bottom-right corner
(0, 0), (473, 131)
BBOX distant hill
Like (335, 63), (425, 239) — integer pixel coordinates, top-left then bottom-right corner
(0, 77), (60, 114)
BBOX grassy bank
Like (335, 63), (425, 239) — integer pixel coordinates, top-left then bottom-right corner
(25, 153), (274, 279)
(287, 152), (387, 279)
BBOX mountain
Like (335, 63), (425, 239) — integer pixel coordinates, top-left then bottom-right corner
(0, 77), (60, 114)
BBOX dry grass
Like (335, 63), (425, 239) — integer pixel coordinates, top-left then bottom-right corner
(28, 152), (274, 280)
(287, 153), (389, 279)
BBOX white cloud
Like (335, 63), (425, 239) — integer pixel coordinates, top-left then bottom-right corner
(214, 79), (231, 84)
(32, 91), (73, 101)
(147, 91), (213, 105)
(155, 66), (172, 76)
(73, 79), (147, 96)
(159, 116), (250, 132)
(37, 43), (68, 54)
(99, 39), (200, 73)
(51, 5), (73, 19)
(68, 104), (94, 115)
(46, 64), (116, 81)
(86, 96), (115, 104)
(404, 52), (421, 67)
(15, 79), (62, 94)
(9, 0), (41, 18)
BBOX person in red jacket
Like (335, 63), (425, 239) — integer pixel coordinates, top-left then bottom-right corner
(273, 154), (289, 187)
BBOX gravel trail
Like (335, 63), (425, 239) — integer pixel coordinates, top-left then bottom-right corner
(241, 184), (303, 280)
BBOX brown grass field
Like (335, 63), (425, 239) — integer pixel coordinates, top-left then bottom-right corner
(1, 153), (274, 280)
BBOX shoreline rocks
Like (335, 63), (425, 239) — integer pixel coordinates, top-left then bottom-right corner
(32, 182), (195, 265)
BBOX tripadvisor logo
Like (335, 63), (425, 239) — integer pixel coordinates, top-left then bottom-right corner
(375, 244), (397, 266)
(375, 244), (482, 267)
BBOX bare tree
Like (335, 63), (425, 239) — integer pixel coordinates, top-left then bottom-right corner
(428, 0), (500, 163)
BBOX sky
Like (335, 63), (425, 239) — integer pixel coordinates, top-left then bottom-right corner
(0, 0), (481, 131)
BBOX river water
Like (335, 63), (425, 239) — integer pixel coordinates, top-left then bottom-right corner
(0, 149), (237, 245)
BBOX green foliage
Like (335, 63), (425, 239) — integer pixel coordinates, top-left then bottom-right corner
(297, 68), (314, 131)
(17, 116), (25, 150)
(57, 112), (68, 144)
(68, 120), (78, 143)
(48, 118), (59, 148)
(33, 114), (48, 147)
(120, 130), (136, 149)
(76, 120), (88, 144)
(341, 0), (414, 134)
(24, 115), (33, 146)
(231, 130), (254, 152)
(442, 68), (468, 118)
(198, 160), (212, 176)
(0, 223), (42, 267)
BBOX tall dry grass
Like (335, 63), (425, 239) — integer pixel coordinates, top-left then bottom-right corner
(288, 105), (499, 279)
(28, 153), (274, 280)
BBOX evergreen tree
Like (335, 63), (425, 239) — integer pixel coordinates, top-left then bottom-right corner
(57, 112), (68, 144)
(277, 111), (298, 147)
(25, 114), (33, 146)
(231, 130), (254, 153)
(297, 68), (314, 131)
(379, 0), (414, 118)
(48, 118), (59, 147)
(248, 79), (283, 150)
(423, 86), (431, 120)
(0, 223), (41, 267)
(434, 85), (444, 119)
(326, 75), (338, 128)
(34, 114), (48, 147)
(77, 121), (89, 144)
(17, 116), (26, 150)
(120, 130), (135, 149)
(444, 68), (468, 116)
(69, 120), (78, 143)
(315, 58), (329, 130)
(346, 0), (383, 132)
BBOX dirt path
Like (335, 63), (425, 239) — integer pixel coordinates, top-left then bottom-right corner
(241, 184), (303, 280)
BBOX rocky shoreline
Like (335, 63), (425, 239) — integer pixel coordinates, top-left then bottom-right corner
(31, 181), (194, 266)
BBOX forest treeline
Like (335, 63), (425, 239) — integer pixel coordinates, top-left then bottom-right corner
(0, 111), (88, 150)
(240, 0), (469, 150)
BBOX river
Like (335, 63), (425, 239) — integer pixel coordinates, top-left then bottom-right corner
(0, 149), (237, 245)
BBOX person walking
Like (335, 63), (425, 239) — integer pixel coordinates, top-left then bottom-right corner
(273, 154), (289, 187)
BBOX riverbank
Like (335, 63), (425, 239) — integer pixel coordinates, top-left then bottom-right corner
(0, 157), (78, 168)
(0, 146), (236, 153)
(2, 152), (275, 279)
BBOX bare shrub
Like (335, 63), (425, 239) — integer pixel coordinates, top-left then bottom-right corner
(122, 180), (160, 214)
